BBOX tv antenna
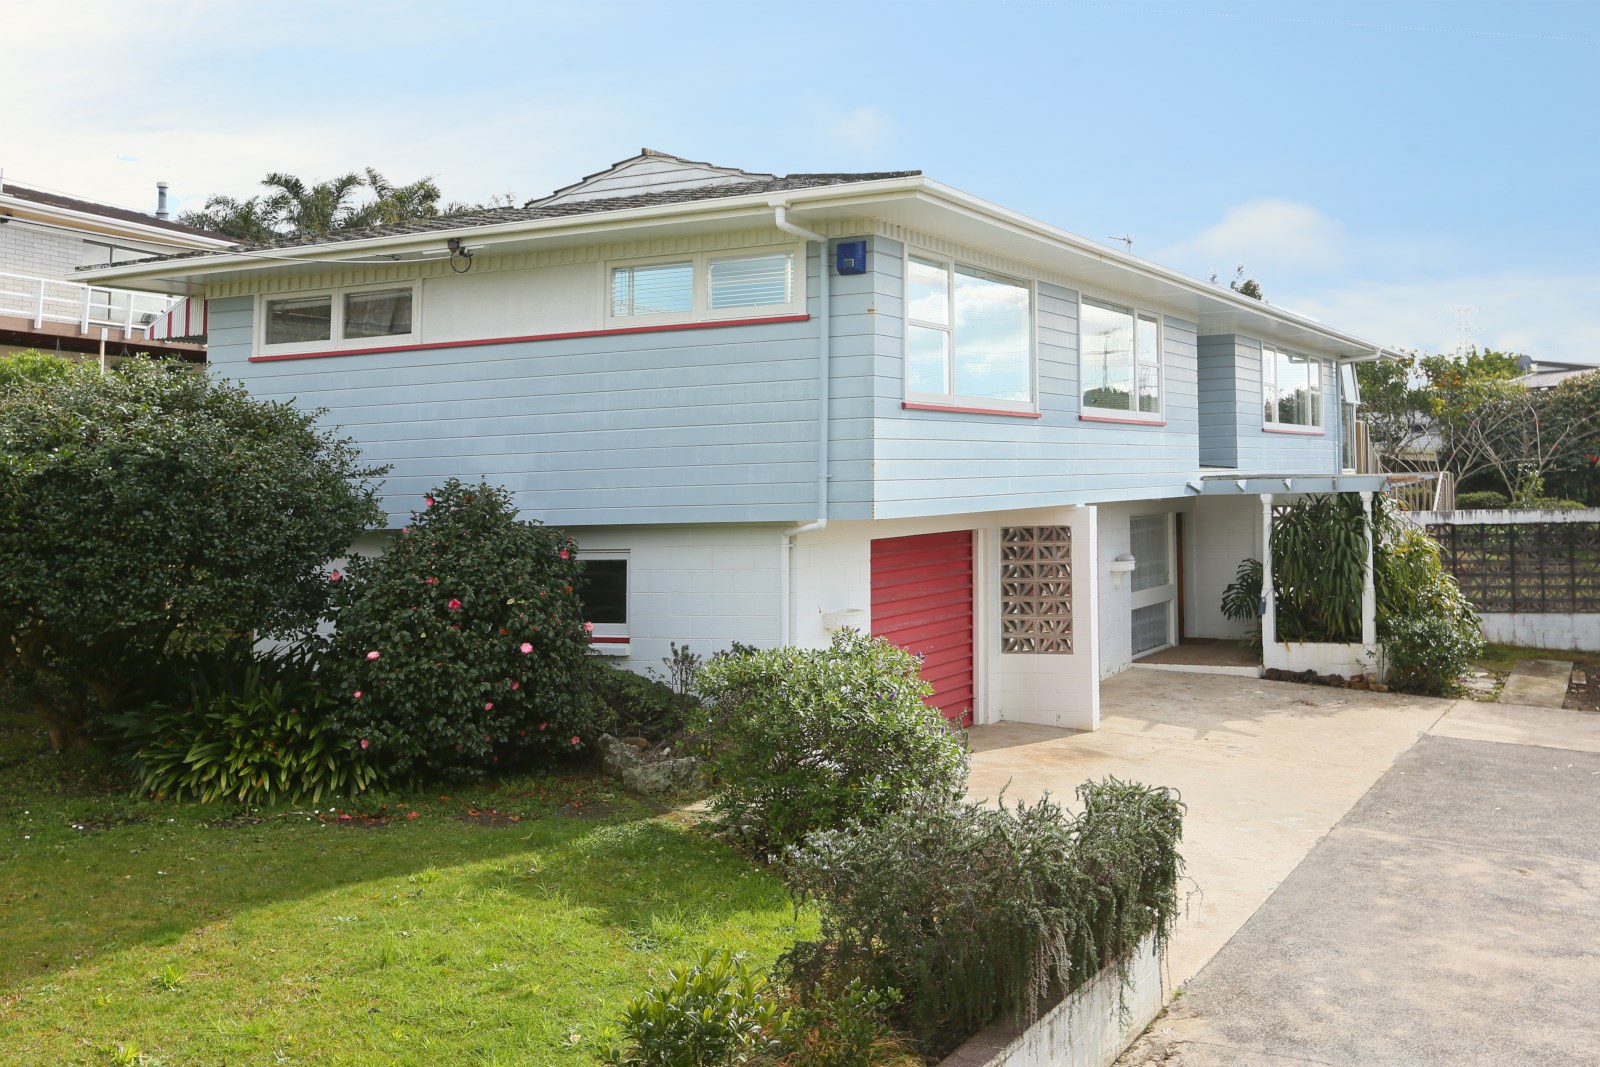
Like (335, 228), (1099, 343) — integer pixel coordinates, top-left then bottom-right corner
(1108, 234), (1133, 252)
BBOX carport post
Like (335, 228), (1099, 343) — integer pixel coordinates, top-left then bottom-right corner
(1360, 490), (1377, 647)
(1260, 494), (1275, 648)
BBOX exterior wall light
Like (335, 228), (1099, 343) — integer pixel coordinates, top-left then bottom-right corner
(1109, 553), (1137, 589)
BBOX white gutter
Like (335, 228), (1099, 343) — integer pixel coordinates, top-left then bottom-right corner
(0, 194), (232, 250)
(772, 204), (829, 647)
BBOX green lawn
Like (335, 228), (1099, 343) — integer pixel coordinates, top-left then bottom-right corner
(0, 718), (814, 1067)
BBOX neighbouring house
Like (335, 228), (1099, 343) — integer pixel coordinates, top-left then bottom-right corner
(81, 149), (1401, 729)
(0, 176), (229, 361)
(1513, 354), (1600, 390)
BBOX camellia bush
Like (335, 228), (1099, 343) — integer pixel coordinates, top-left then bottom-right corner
(0, 354), (384, 749)
(692, 630), (970, 852)
(325, 479), (594, 779)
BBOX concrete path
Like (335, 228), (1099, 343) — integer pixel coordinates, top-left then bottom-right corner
(967, 671), (1455, 987)
(1499, 658), (1573, 708)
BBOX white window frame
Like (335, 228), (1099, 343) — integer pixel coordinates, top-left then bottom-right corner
(256, 280), (421, 356)
(604, 243), (805, 326)
(903, 251), (1037, 414)
(1078, 294), (1164, 421)
(580, 550), (630, 655)
(1261, 343), (1326, 431)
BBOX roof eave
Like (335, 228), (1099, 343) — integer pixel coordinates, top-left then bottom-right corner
(0, 194), (234, 250)
(76, 175), (931, 291)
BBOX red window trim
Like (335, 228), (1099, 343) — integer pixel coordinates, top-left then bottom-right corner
(247, 313), (811, 363)
(1079, 413), (1167, 427)
(901, 401), (1042, 419)
(1262, 425), (1326, 436)
(589, 636), (630, 645)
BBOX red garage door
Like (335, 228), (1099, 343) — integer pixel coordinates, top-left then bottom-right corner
(870, 531), (975, 725)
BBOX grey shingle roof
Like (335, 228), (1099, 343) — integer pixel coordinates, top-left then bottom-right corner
(109, 170), (920, 267)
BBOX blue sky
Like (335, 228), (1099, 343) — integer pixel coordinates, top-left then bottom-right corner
(8, 0), (1598, 361)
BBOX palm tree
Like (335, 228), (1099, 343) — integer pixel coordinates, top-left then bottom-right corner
(178, 169), (446, 243)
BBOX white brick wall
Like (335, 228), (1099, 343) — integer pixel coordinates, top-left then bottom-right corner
(0, 226), (91, 316)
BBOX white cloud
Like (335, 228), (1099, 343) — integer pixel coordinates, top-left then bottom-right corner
(1155, 198), (1348, 279)
(1284, 272), (1600, 364)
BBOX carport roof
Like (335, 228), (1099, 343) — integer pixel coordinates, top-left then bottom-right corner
(1195, 473), (1391, 495)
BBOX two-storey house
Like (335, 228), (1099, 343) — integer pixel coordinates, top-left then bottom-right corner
(1, 177), (229, 361)
(83, 150), (1397, 730)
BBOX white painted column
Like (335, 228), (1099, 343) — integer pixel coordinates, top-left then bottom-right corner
(1259, 494), (1275, 655)
(1360, 490), (1377, 648)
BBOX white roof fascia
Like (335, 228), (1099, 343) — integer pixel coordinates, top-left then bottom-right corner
(76, 176), (930, 291)
(76, 174), (1404, 361)
(896, 180), (1405, 362)
(1, 194), (232, 251)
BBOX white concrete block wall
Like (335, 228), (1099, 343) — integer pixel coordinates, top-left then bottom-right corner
(0, 227), (88, 316)
(570, 525), (783, 673)
(791, 507), (1100, 730)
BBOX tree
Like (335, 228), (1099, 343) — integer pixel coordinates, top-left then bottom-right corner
(1353, 351), (1433, 467)
(0, 357), (385, 748)
(179, 169), (445, 243)
(1210, 265), (1265, 301)
(1541, 370), (1600, 505)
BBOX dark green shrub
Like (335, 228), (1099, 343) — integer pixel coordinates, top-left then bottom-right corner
(781, 780), (1184, 1057)
(1268, 494), (1367, 642)
(781, 981), (906, 1067)
(1525, 497), (1587, 510)
(103, 643), (382, 804)
(0, 359), (383, 749)
(603, 949), (788, 1067)
(585, 657), (690, 741)
(1219, 557), (1264, 653)
(0, 349), (75, 389)
(1376, 522), (1483, 696)
(692, 630), (968, 852)
(325, 479), (594, 780)
(1454, 490), (1509, 510)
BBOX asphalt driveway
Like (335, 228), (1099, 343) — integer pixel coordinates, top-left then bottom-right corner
(1117, 729), (1600, 1066)
(967, 669), (1600, 1066)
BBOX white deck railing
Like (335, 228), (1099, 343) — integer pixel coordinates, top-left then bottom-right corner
(0, 270), (183, 340)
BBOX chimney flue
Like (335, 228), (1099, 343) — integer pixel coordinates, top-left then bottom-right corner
(155, 182), (169, 220)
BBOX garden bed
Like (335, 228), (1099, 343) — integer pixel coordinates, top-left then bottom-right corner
(0, 718), (812, 1067)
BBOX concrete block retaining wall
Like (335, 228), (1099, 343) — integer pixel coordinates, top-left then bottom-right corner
(941, 934), (1164, 1067)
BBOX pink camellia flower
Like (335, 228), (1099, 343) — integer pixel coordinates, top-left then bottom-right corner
(570, 736), (580, 746)
(538, 722), (547, 731)
(559, 549), (570, 560)
(510, 681), (521, 691)
(447, 598), (462, 611)
(425, 577), (438, 585)
(483, 702), (494, 712)
(425, 495), (435, 508)
(329, 570), (342, 582)
(359, 738), (370, 749)
(583, 621), (595, 633)
(366, 650), (381, 661)
(353, 691), (363, 699)
(519, 642), (533, 654)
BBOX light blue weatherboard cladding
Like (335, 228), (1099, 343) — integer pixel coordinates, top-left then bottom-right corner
(823, 236), (892, 522)
(1223, 334), (1342, 474)
(206, 258), (829, 528)
(1196, 335), (1239, 468)
(869, 246), (1203, 518)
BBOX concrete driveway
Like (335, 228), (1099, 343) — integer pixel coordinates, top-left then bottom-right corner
(967, 669), (1600, 1066)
